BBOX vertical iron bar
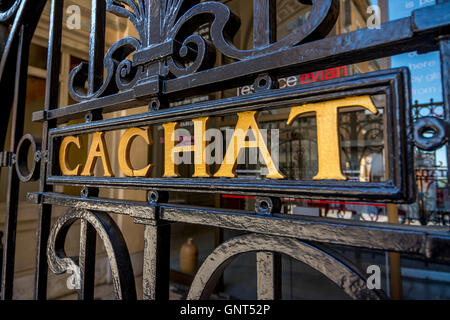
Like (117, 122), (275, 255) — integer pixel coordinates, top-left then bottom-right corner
(88, 0), (106, 94)
(343, 0), (352, 31)
(0, 23), (11, 259)
(33, 0), (63, 300)
(252, 5), (280, 300)
(387, 204), (403, 300)
(253, 0), (277, 48)
(142, 223), (171, 300)
(0, 231), (3, 292)
(133, 0), (164, 97)
(78, 220), (97, 300)
(437, 0), (450, 213)
(0, 23), (12, 153)
(1, 26), (29, 300)
(438, 38), (450, 199)
(256, 251), (282, 300)
(214, 227), (224, 293)
(148, 0), (162, 46)
(145, 0), (163, 77)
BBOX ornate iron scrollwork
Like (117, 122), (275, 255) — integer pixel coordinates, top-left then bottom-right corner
(0, 0), (448, 303)
(47, 208), (137, 300)
(68, 0), (340, 102)
(69, 37), (143, 101)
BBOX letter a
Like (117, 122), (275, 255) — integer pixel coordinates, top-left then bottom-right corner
(81, 132), (114, 177)
(214, 111), (284, 179)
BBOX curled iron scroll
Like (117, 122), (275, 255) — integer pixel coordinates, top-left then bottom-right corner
(0, 0), (22, 22)
(69, 0), (340, 101)
(47, 208), (137, 300)
(68, 0), (148, 101)
(166, 1), (239, 77)
(69, 37), (142, 101)
(209, 0), (339, 60)
(166, 0), (339, 75)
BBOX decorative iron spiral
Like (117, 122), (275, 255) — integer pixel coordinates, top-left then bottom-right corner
(47, 208), (137, 300)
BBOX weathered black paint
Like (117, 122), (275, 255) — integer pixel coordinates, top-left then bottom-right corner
(0, 0), (447, 301)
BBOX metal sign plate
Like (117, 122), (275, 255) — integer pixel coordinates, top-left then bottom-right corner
(47, 68), (415, 203)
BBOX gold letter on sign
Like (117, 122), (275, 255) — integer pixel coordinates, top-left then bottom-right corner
(118, 127), (153, 177)
(81, 132), (114, 177)
(287, 96), (378, 180)
(59, 136), (82, 176)
(163, 117), (210, 178)
(214, 111), (285, 179)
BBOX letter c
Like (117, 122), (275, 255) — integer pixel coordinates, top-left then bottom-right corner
(59, 136), (82, 176)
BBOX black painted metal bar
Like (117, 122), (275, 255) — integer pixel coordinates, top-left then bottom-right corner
(43, 70), (415, 204)
(45, 175), (407, 203)
(0, 0), (27, 79)
(88, 0), (106, 95)
(253, 0), (277, 48)
(0, 230), (3, 295)
(78, 220), (97, 300)
(142, 0), (163, 79)
(3, 0), (450, 301)
(1, 26), (27, 300)
(436, 0), (450, 234)
(31, 4), (450, 123)
(438, 38), (450, 200)
(46, 71), (395, 136)
(142, 222), (171, 301)
(159, 204), (450, 264)
(27, 192), (152, 217)
(33, 0), (63, 300)
(0, 22), (15, 153)
(256, 252), (282, 300)
(28, 192), (450, 264)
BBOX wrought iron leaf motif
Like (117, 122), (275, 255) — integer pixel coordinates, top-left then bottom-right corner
(107, 0), (146, 41)
(69, 0), (339, 102)
(165, 0), (240, 77)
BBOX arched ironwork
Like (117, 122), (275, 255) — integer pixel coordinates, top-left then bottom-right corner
(47, 208), (137, 300)
(187, 233), (384, 300)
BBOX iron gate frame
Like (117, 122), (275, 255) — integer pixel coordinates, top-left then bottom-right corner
(0, 0), (449, 300)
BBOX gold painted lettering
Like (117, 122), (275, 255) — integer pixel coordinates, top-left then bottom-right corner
(81, 132), (114, 177)
(118, 127), (153, 177)
(59, 136), (82, 176)
(287, 96), (378, 180)
(163, 117), (210, 178)
(214, 111), (285, 179)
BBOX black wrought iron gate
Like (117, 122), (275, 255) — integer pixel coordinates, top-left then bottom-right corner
(0, 0), (449, 300)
